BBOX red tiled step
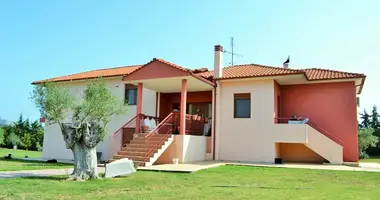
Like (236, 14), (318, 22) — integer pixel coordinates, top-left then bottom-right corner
(121, 147), (155, 152)
(117, 151), (154, 157)
(124, 143), (162, 149)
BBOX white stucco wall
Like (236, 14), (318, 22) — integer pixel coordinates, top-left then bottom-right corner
(42, 78), (156, 161)
(216, 79), (277, 163)
(155, 135), (206, 164)
(182, 135), (206, 162)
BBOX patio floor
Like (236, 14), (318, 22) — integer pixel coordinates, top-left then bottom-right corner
(138, 161), (380, 173)
(138, 161), (223, 173)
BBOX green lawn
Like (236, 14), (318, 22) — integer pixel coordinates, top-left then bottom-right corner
(0, 148), (71, 171)
(0, 148), (42, 158)
(360, 156), (380, 164)
(0, 158), (72, 172)
(0, 166), (379, 200)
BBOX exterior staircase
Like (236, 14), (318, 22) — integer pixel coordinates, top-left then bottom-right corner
(109, 112), (178, 166)
(112, 133), (174, 167)
(274, 117), (344, 165)
(305, 125), (343, 164)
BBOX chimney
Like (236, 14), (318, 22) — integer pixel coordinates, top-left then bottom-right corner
(214, 45), (223, 78)
(283, 56), (290, 68)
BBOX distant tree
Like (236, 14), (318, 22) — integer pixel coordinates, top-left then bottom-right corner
(359, 109), (371, 129)
(0, 128), (4, 145)
(31, 80), (127, 181)
(359, 128), (379, 159)
(30, 120), (44, 150)
(370, 106), (380, 136)
(1, 124), (13, 148)
(367, 106), (380, 155)
(21, 132), (33, 157)
(7, 132), (21, 148)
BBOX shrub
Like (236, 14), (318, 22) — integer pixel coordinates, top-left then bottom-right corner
(359, 151), (370, 159)
(7, 132), (21, 147)
(358, 128), (379, 159)
(36, 142), (43, 151)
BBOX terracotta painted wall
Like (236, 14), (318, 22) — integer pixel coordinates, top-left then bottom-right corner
(280, 82), (358, 162)
(123, 61), (188, 81)
(159, 91), (212, 117)
(274, 81), (280, 122)
(278, 143), (324, 163)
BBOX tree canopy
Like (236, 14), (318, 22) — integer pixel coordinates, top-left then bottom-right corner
(30, 79), (127, 180)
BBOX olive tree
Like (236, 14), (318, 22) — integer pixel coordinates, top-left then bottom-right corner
(31, 79), (126, 180)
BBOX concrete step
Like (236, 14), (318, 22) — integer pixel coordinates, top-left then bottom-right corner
(113, 155), (148, 162)
(109, 158), (146, 167)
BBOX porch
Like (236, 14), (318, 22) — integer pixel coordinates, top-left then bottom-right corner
(123, 58), (215, 137)
(110, 58), (215, 166)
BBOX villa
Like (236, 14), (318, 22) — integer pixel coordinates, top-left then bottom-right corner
(32, 45), (366, 166)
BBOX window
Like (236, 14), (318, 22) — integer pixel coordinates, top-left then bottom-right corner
(234, 93), (251, 118)
(125, 84), (137, 105)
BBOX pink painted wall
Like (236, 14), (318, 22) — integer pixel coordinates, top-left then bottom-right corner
(280, 82), (358, 162)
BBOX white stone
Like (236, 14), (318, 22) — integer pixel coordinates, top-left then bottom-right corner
(104, 158), (136, 178)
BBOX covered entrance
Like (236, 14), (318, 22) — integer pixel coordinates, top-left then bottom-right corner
(159, 91), (212, 136)
(122, 58), (215, 137)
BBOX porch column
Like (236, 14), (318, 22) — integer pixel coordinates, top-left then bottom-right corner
(180, 79), (187, 135)
(136, 82), (143, 133)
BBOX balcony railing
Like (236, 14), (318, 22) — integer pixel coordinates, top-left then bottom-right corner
(185, 114), (208, 135)
(108, 113), (162, 160)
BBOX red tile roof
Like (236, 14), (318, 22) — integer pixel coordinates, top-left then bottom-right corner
(33, 60), (365, 86)
(196, 64), (304, 79)
(195, 64), (365, 81)
(302, 68), (365, 81)
(32, 65), (142, 84)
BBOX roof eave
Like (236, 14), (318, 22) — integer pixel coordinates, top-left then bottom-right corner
(31, 75), (125, 85)
(358, 76), (366, 94)
(215, 72), (306, 81)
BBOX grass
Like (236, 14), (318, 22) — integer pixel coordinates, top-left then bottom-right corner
(0, 158), (72, 172)
(0, 148), (71, 171)
(0, 166), (379, 200)
(0, 148), (42, 158)
(360, 156), (380, 164)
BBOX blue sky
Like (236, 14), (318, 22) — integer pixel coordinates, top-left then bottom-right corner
(0, 0), (379, 121)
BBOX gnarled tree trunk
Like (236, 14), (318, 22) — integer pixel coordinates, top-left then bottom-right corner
(70, 142), (98, 180)
(61, 122), (103, 181)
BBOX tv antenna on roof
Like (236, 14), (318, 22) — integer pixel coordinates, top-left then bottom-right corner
(223, 37), (243, 66)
